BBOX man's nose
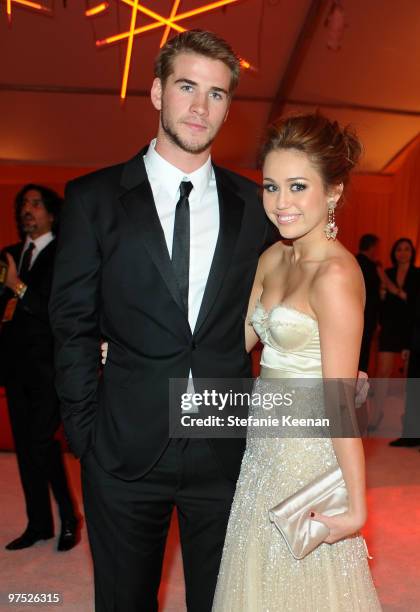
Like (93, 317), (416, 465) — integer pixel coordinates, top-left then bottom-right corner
(22, 202), (33, 215)
(190, 93), (209, 116)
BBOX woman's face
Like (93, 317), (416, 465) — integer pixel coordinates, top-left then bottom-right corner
(262, 148), (340, 240)
(394, 241), (413, 265)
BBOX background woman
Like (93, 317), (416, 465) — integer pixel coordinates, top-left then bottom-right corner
(376, 238), (419, 378)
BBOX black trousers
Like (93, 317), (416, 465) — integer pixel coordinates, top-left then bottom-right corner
(82, 439), (236, 612)
(359, 322), (376, 372)
(5, 365), (76, 533)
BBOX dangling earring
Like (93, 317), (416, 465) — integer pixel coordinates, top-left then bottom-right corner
(324, 200), (338, 240)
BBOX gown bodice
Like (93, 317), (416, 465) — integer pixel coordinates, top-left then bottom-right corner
(250, 300), (322, 378)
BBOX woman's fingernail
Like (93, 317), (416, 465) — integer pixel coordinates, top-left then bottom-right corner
(310, 512), (315, 517)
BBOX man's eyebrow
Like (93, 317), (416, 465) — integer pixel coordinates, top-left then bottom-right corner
(174, 78), (197, 86)
(174, 78), (228, 95)
(210, 86), (229, 95)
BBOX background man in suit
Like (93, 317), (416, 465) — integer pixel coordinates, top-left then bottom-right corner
(0, 184), (78, 551)
(390, 276), (420, 447)
(49, 30), (270, 612)
(356, 234), (381, 372)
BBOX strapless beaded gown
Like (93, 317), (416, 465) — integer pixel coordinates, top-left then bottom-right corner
(212, 302), (381, 611)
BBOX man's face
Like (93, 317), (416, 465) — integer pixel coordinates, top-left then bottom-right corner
(368, 241), (379, 261)
(20, 189), (53, 239)
(151, 52), (232, 155)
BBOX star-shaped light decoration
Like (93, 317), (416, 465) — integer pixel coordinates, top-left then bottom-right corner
(86, 0), (251, 100)
(3, 0), (52, 23)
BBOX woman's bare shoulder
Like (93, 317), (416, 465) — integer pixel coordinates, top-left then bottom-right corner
(311, 245), (365, 306)
(317, 245), (363, 283)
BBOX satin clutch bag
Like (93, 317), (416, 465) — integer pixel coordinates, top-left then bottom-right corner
(269, 465), (348, 560)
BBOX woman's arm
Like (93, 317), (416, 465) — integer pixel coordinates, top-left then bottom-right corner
(310, 260), (367, 542)
(378, 266), (406, 300)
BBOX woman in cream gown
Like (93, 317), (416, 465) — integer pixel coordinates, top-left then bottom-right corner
(212, 115), (382, 611)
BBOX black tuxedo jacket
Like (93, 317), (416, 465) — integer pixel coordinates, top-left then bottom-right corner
(356, 253), (381, 331)
(49, 148), (271, 481)
(0, 240), (57, 377)
(408, 271), (420, 352)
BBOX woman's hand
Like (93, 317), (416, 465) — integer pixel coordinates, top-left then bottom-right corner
(101, 341), (108, 365)
(401, 349), (410, 362)
(401, 349), (410, 376)
(377, 267), (406, 299)
(355, 371), (369, 407)
(310, 510), (365, 544)
(4, 253), (19, 291)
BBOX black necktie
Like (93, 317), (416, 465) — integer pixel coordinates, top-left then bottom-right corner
(172, 181), (193, 313)
(19, 242), (35, 282)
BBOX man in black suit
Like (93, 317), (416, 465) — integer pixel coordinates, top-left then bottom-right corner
(356, 234), (381, 372)
(49, 31), (270, 612)
(0, 184), (78, 551)
(390, 277), (420, 447)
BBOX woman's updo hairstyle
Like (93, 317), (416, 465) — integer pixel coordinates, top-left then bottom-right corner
(260, 113), (362, 202)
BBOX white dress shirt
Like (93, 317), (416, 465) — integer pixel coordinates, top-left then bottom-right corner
(19, 231), (54, 272)
(143, 139), (219, 333)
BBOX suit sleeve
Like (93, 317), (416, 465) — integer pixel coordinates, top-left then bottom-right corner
(49, 181), (101, 458)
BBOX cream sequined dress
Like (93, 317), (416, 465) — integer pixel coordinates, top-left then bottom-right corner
(212, 301), (382, 611)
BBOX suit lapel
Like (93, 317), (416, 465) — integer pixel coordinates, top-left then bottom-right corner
(194, 166), (245, 335)
(28, 239), (55, 275)
(119, 149), (186, 315)
(7, 240), (53, 276)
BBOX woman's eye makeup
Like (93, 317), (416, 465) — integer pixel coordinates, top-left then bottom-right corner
(290, 182), (306, 191)
(262, 182), (307, 193)
(263, 183), (278, 192)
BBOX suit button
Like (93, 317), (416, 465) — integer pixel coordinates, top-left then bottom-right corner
(191, 341), (197, 350)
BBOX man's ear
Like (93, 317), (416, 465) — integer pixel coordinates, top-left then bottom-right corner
(223, 105), (230, 123)
(151, 78), (162, 111)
